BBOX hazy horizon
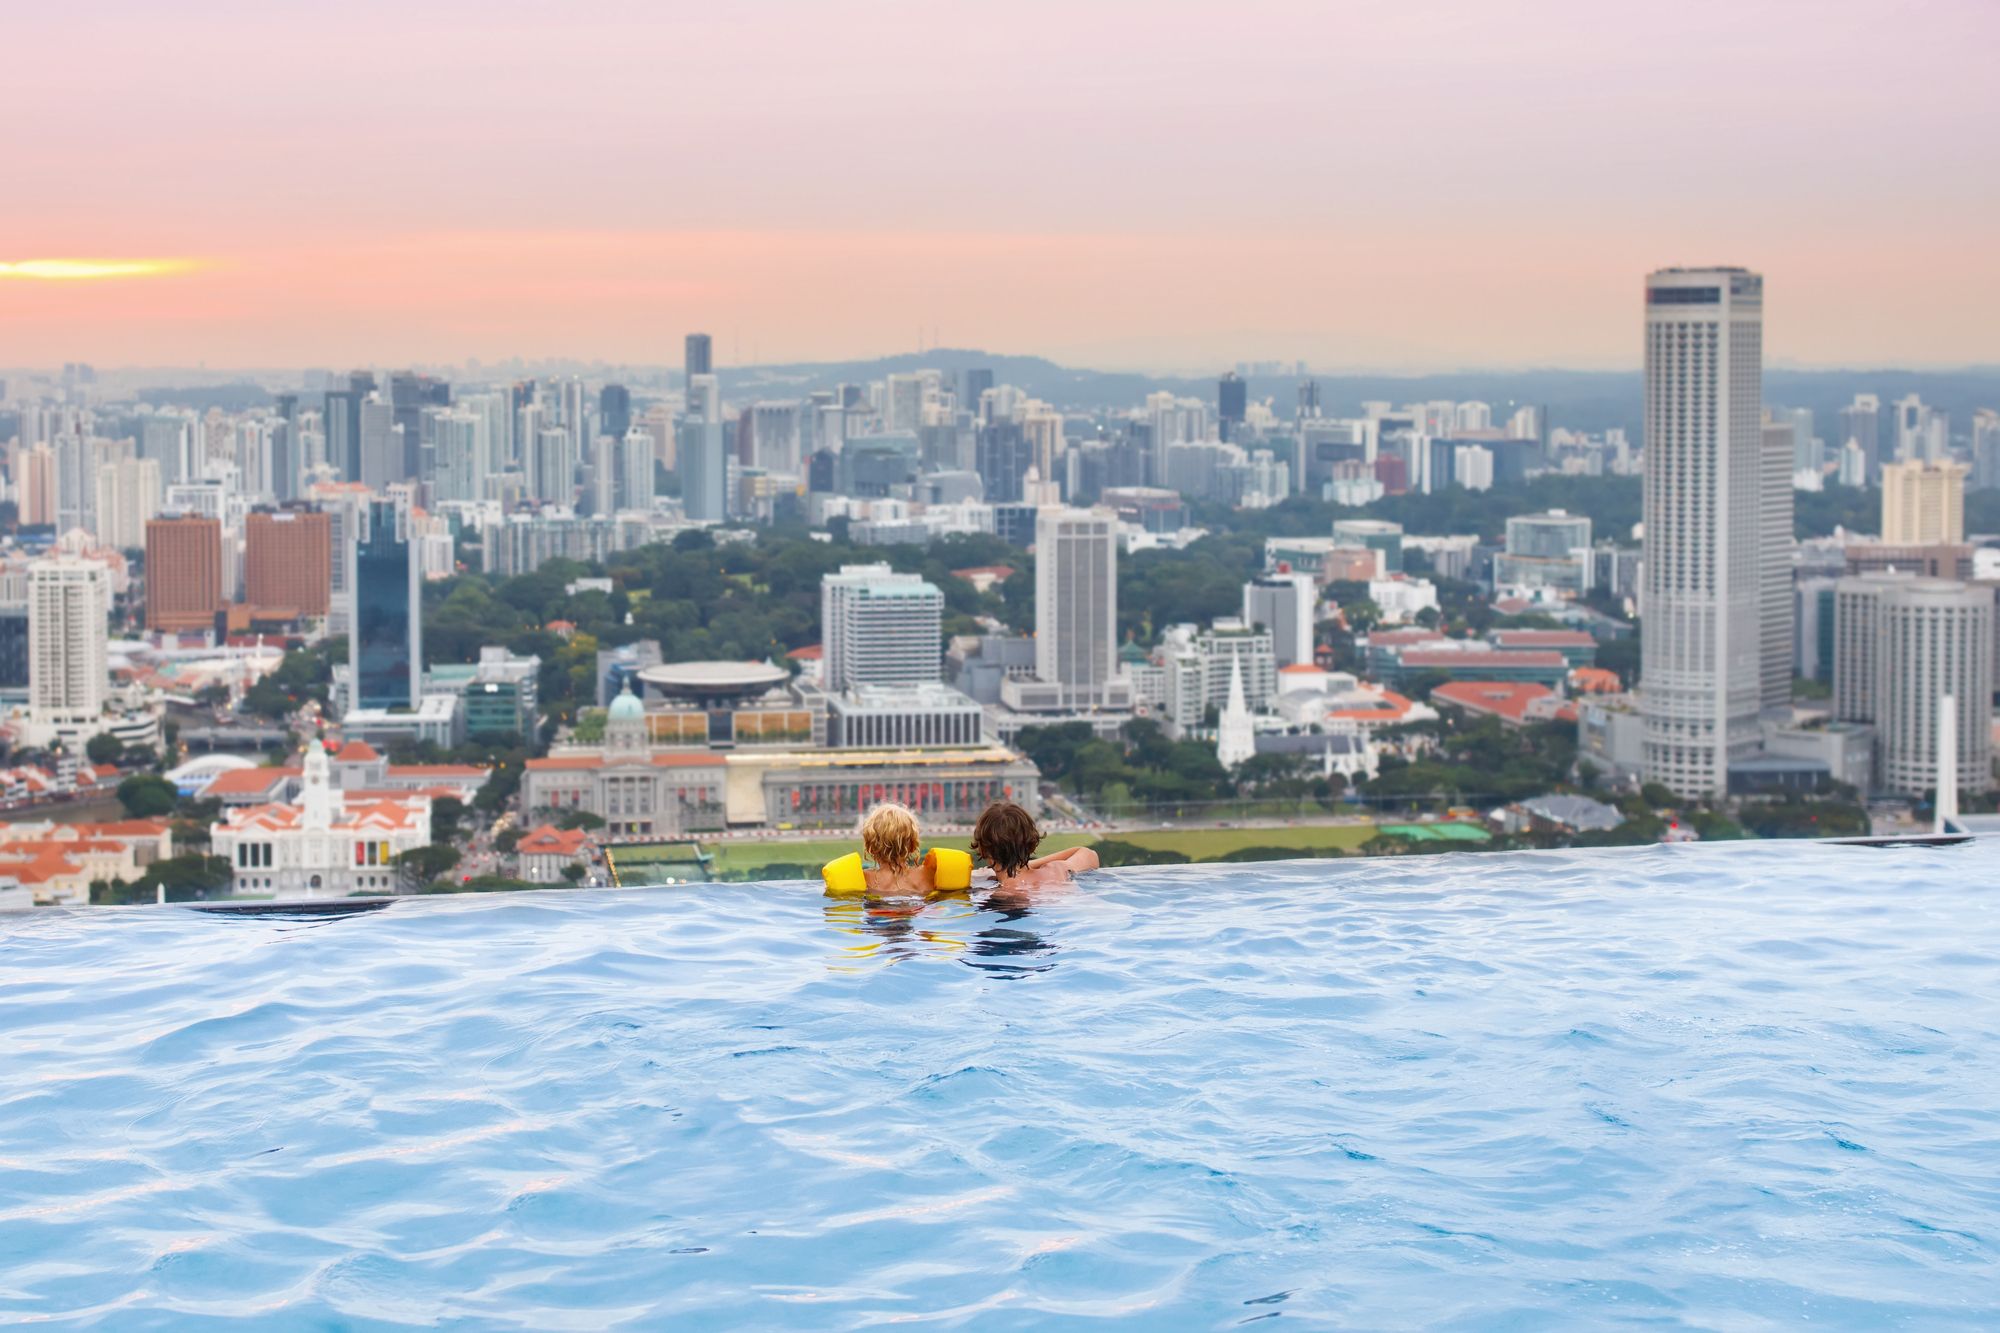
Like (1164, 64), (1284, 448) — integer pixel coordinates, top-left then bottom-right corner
(6, 0), (1997, 370)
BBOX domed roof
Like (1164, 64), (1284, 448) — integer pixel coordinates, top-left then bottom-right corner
(607, 686), (645, 722)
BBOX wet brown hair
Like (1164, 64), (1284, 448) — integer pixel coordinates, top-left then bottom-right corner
(972, 801), (1041, 876)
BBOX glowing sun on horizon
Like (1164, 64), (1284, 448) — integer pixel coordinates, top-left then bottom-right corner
(0, 258), (200, 281)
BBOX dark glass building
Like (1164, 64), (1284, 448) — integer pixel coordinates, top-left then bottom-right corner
(1217, 371), (1247, 442)
(0, 605), (27, 690)
(685, 333), (712, 383)
(350, 500), (420, 711)
(599, 383), (632, 442)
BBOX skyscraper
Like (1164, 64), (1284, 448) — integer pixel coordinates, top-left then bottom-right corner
(680, 373), (727, 522)
(245, 508), (332, 617)
(27, 557), (109, 734)
(1834, 573), (1992, 797)
(1217, 372), (1247, 442)
(1034, 506), (1118, 706)
(349, 499), (421, 711)
(93, 457), (161, 552)
(599, 383), (632, 443)
(1838, 393), (1881, 484)
(145, 514), (224, 633)
(685, 332), (712, 383)
(821, 564), (945, 693)
(1243, 571), (1317, 668)
(358, 396), (403, 490)
(1640, 266), (1766, 796)
(1881, 460), (1967, 545)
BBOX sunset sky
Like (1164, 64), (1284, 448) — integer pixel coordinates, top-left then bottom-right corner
(5, 0), (1996, 372)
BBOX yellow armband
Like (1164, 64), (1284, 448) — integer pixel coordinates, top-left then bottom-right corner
(821, 852), (867, 896)
(926, 847), (973, 890)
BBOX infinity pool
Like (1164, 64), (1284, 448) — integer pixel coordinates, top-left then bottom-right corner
(3, 842), (1997, 1328)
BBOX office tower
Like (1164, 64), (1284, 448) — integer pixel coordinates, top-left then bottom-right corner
(685, 332), (712, 383)
(1893, 394), (1931, 463)
(93, 457), (162, 551)
(961, 368), (994, 413)
(821, 564), (945, 693)
(245, 508), (332, 617)
(746, 401), (804, 474)
(1876, 582), (1993, 796)
(599, 384), (632, 443)
(0, 595), (26, 690)
(322, 370), (374, 481)
(618, 427), (656, 513)
(1759, 401), (1796, 713)
(976, 421), (1032, 505)
(144, 514), (223, 633)
(1034, 506), (1118, 704)
(680, 374), (726, 522)
(1881, 460), (1967, 545)
(18, 447), (56, 527)
(1243, 571), (1316, 668)
(1217, 372), (1247, 443)
(1640, 266), (1765, 796)
(358, 396), (403, 489)
(1835, 573), (1992, 796)
(348, 499), (420, 711)
(389, 371), (448, 479)
(27, 557), (109, 729)
(885, 373), (928, 433)
(1297, 379), (1322, 421)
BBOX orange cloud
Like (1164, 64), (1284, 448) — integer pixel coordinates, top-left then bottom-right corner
(0, 259), (201, 281)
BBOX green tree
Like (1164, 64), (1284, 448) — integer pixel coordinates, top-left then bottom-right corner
(85, 733), (125, 766)
(395, 844), (462, 887)
(116, 774), (179, 819)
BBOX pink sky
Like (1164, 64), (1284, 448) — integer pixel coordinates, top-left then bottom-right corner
(4, 0), (1996, 371)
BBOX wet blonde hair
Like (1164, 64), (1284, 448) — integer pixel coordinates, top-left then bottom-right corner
(860, 802), (921, 872)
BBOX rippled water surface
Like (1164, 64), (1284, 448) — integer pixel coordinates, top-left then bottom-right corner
(4, 842), (2000, 1329)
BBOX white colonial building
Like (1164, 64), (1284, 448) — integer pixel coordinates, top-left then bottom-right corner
(210, 740), (432, 897)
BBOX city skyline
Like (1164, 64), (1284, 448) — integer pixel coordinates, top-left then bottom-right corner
(6, 0), (1999, 371)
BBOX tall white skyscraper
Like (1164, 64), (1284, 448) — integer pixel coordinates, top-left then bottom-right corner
(680, 373), (728, 523)
(1640, 266), (1767, 796)
(618, 427), (656, 513)
(821, 564), (944, 693)
(28, 557), (110, 734)
(1034, 506), (1118, 705)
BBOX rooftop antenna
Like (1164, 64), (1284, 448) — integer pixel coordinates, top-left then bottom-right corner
(1935, 692), (1959, 835)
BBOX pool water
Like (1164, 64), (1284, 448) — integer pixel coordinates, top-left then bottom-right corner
(3, 842), (1998, 1329)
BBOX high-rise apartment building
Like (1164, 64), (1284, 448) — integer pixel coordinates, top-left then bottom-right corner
(1639, 266), (1767, 796)
(92, 457), (161, 552)
(19, 447), (57, 527)
(145, 513), (224, 633)
(1034, 506), (1119, 705)
(245, 508), (332, 617)
(821, 564), (945, 693)
(1881, 460), (1966, 546)
(28, 557), (109, 732)
(348, 499), (421, 711)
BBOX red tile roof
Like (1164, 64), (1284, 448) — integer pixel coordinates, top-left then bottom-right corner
(336, 740), (381, 762)
(1430, 680), (1567, 723)
(786, 645), (823, 660)
(518, 825), (590, 857)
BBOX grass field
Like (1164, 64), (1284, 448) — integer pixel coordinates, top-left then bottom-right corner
(700, 825), (1377, 880)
